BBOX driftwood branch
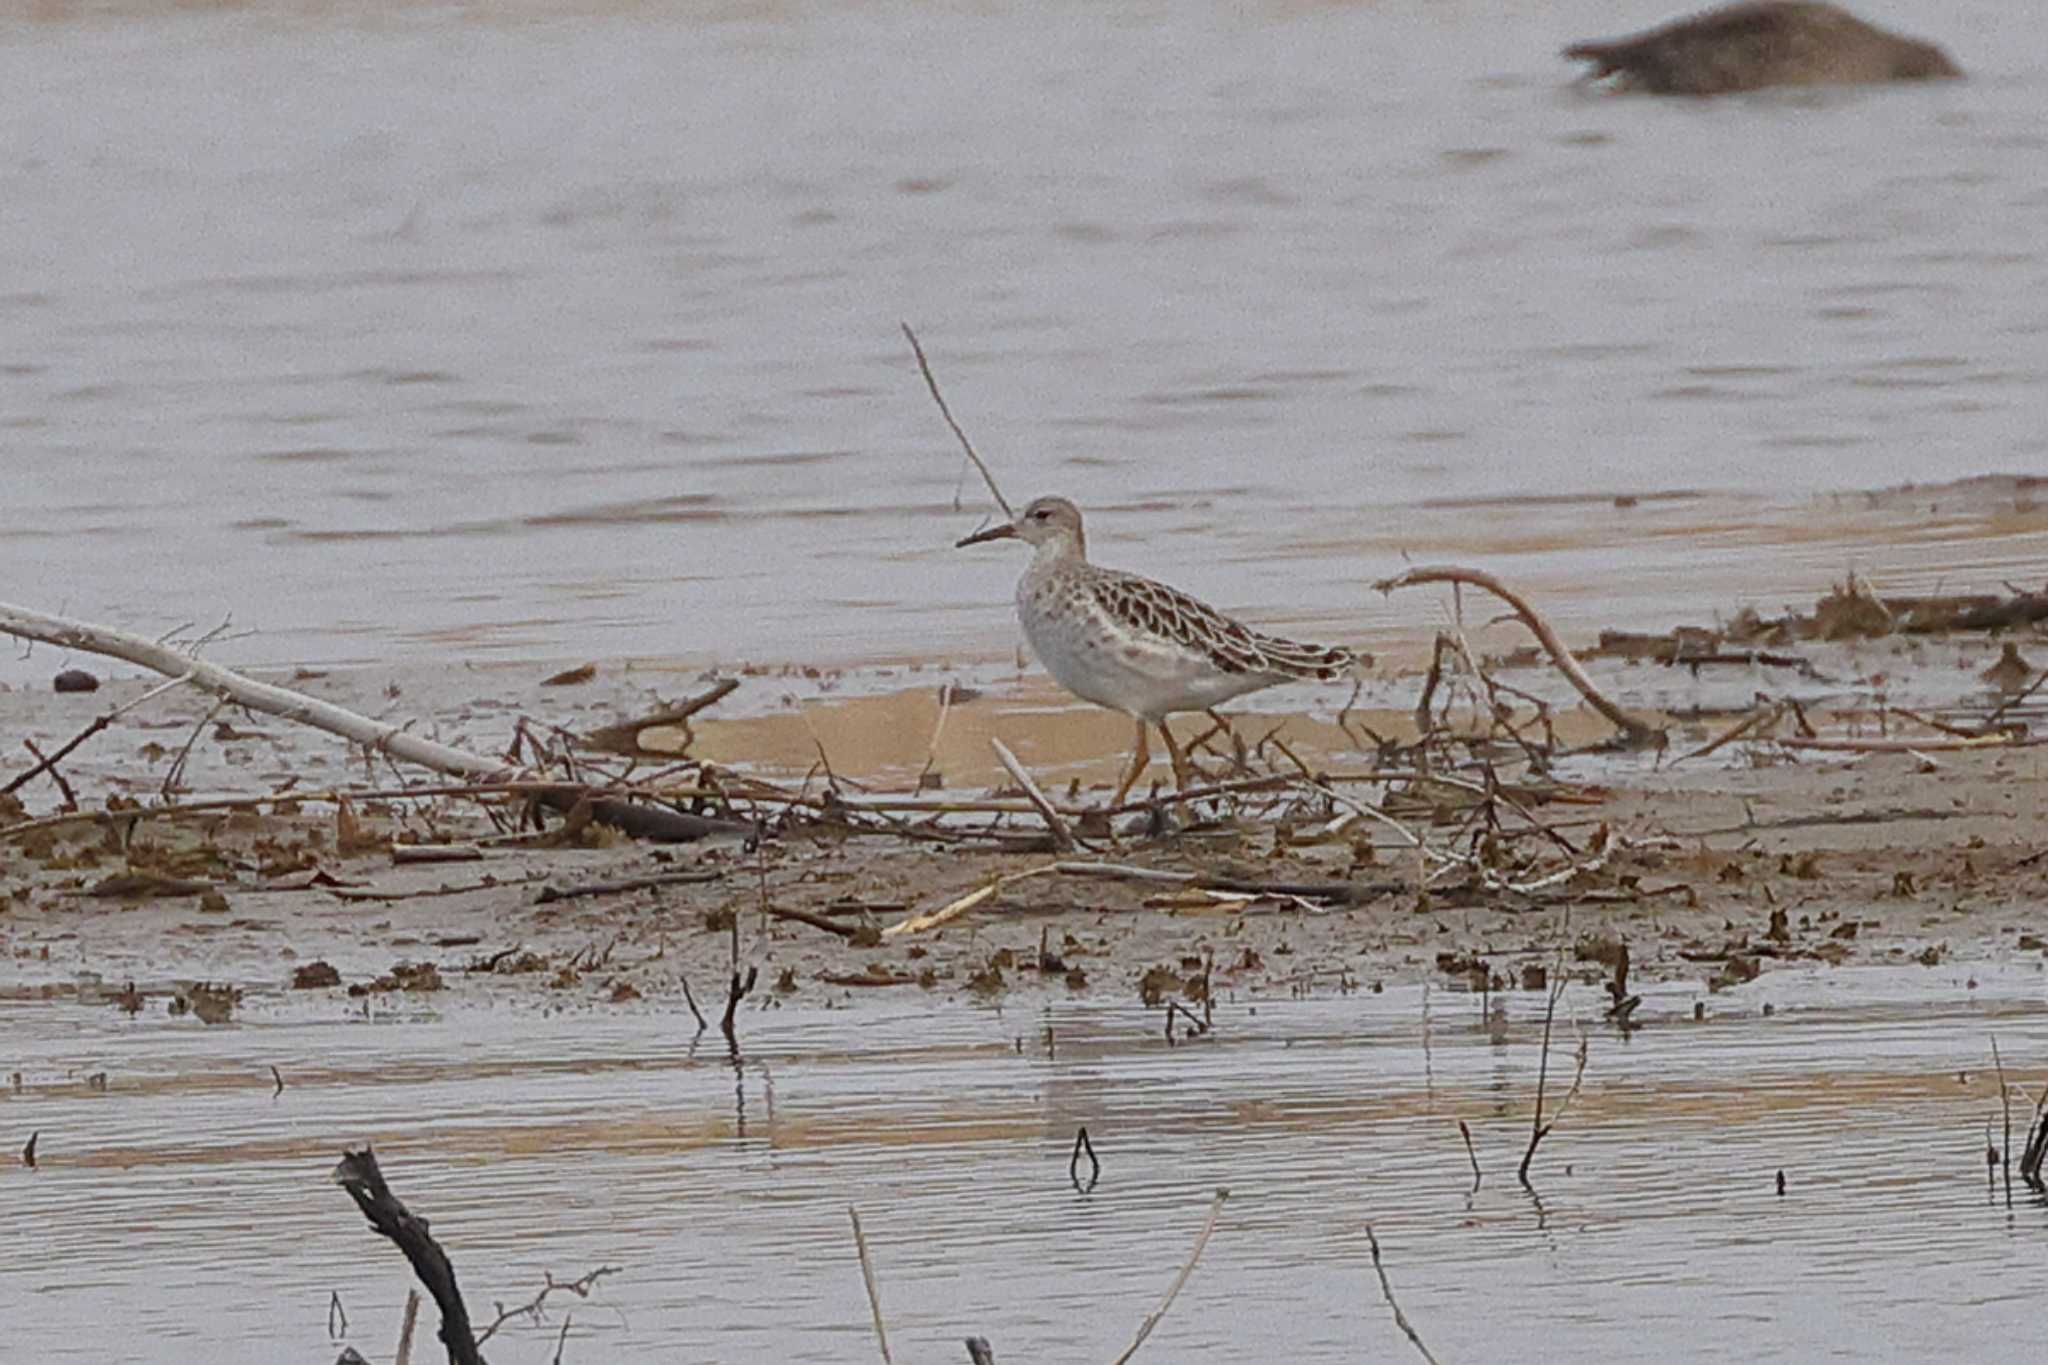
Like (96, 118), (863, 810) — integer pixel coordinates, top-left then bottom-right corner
(576, 678), (739, 757)
(332, 1147), (483, 1365)
(0, 603), (743, 841)
(1372, 566), (1662, 747)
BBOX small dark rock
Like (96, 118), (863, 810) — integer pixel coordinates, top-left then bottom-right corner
(291, 960), (342, 989)
(53, 668), (99, 693)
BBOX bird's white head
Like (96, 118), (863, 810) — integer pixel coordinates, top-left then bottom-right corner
(956, 495), (1087, 559)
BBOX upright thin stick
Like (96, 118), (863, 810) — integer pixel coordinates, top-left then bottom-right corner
(394, 1289), (421, 1365)
(1992, 1036), (2013, 1206)
(1365, 1224), (1441, 1365)
(1519, 976), (1588, 1187)
(1110, 1188), (1229, 1364)
(1457, 1119), (1481, 1193)
(901, 323), (1014, 520)
(849, 1206), (893, 1364)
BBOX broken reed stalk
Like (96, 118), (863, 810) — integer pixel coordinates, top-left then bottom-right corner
(901, 322), (1013, 520)
(1365, 1224), (1441, 1365)
(1457, 1120), (1481, 1193)
(989, 737), (1077, 851)
(914, 681), (956, 793)
(395, 1289), (422, 1365)
(1110, 1187), (1229, 1365)
(331, 1147), (482, 1365)
(848, 1207), (894, 1364)
(1371, 566), (1662, 747)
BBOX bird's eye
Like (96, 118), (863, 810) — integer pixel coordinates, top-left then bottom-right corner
(1032, 509), (1050, 520)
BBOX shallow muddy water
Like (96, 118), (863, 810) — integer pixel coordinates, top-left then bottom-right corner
(3, 0), (2046, 688)
(8, 965), (2048, 1361)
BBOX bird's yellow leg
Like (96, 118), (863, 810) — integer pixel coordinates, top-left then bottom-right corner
(1108, 717), (1151, 808)
(1158, 719), (1193, 790)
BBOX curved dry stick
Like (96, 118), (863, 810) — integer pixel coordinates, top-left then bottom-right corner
(1373, 565), (1661, 747)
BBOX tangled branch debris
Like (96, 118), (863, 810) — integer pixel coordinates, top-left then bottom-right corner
(1374, 565), (1662, 747)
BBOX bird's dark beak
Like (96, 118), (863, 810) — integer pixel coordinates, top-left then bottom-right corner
(955, 522), (1018, 548)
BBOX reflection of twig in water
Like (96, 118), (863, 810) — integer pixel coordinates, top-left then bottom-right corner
(1110, 1188), (1228, 1365)
(1070, 1126), (1101, 1192)
(848, 1206), (894, 1364)
(1365, 1224), (1440, 1365)
(1164, 1001), (1210, 1045)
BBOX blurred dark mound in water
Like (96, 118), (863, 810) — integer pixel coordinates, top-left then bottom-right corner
(1564, 1), (1961, 96)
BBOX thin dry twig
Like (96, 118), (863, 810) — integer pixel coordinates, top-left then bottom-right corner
(989, 737), (1076, 851)
(1365, 1224), (1441, 1365)
(1110, 1188), (1229, 1365)
(902, 322), (1013, 520)
(473, 1265), (621, 1346)
(3, 669), (195, 796)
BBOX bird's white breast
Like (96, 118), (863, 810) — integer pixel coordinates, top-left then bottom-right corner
(1016, 570), (1273, 720)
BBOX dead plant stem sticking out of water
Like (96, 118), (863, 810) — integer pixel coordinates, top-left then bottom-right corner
(1110, 1188), (1229, 1365)
(1365, 1224), (1441, 1365)
(848, 1207), (894, 1364)
(1992, 1036), (2014, 1206)
(1519, 972), (1589, 1190)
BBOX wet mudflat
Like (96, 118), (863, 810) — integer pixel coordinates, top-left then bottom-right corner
(7, 968), (2048, 1362)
